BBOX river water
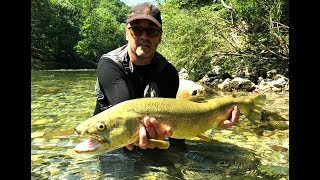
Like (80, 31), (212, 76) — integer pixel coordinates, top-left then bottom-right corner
(31, 70), (289, 179)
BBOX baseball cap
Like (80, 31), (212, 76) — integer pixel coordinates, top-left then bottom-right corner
(126, 2), (162, 28)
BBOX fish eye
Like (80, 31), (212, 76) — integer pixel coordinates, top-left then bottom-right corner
(192, 90), (198, 96)
(96, 122), (105, 131)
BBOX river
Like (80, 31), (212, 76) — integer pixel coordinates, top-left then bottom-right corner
(31, 69), (289, 179)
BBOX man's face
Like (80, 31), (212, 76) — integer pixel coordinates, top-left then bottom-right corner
(126, 19), (162, 60)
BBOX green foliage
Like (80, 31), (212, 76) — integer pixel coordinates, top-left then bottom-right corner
(165, 0), (217, 9)
(158, 1), (239, 80)
(32, 0), (84, 69)
(31, 0), (289, 79)
(31, 0), (129, 70)
(229, 0), (289, 75)
(74, 8), (125, 61)
(157, 0), (289, 80)
(72, 0), (129, 63)
(31, 0), (58, 62)
(99, 0), (129, 23)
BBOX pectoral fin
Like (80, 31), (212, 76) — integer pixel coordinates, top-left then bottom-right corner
(197, 134), (211, 142)
(148, 139), (170, 149)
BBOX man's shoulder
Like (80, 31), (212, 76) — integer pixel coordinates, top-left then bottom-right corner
(101, 44), (128, 60)
(154, 52), (175, 73)
(98, 45), (129, 67)
(154, 51), (168, 63)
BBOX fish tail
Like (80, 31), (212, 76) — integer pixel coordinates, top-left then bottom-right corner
(245, 94), (266, 123)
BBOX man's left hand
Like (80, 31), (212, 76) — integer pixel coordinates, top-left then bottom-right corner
(218, 106), (239, 128)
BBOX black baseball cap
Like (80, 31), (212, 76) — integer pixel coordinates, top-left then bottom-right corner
(126, 2), (162, 28)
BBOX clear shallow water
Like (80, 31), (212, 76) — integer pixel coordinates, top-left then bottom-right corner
(31, 70), (289, 179)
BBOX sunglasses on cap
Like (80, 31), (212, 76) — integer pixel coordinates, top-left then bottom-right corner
(127, 27), (162, 37)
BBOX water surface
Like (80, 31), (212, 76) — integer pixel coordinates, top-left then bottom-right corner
(31, 70), (289, 179)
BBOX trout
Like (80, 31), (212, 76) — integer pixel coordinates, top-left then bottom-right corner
(74, 94), (266, 154)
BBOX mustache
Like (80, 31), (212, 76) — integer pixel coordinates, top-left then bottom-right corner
(137, 39), (151, 46)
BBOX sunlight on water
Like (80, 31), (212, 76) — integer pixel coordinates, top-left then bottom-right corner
(31, 70), (289, 179)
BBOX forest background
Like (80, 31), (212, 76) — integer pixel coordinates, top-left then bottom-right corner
(31, 0), (289, 81)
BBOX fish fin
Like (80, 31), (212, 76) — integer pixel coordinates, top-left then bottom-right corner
(222, 94), (236, 98)
(185, 96), (207, 103)
(197, 134), (211, 142)
(246, 94), (267, 123)
(148, 139), (170, 149)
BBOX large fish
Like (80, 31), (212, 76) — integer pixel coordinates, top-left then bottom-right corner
(74, 94), (266, 154)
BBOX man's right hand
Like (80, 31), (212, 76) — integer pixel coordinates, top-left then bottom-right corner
(125, 116), (172, 150)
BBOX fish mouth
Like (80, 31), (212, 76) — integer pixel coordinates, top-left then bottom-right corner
(74, 134), (110, 153)
(74, 138), (102, 153)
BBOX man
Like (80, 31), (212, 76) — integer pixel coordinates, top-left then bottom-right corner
(93, 2), (239, 151)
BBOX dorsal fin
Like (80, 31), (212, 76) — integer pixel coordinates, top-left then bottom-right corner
(184, 96), (207, 103)
(226, 94), (236, 98)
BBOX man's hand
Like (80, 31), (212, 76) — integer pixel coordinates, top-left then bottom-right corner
(126, 116), (172, 150)
(218, 106), (240, 128)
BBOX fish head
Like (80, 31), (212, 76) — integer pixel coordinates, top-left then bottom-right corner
(74, 119), (114, 154)
(73, 111), (142, 154)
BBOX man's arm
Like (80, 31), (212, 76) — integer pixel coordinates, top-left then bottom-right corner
(96, 58), (131, 105)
